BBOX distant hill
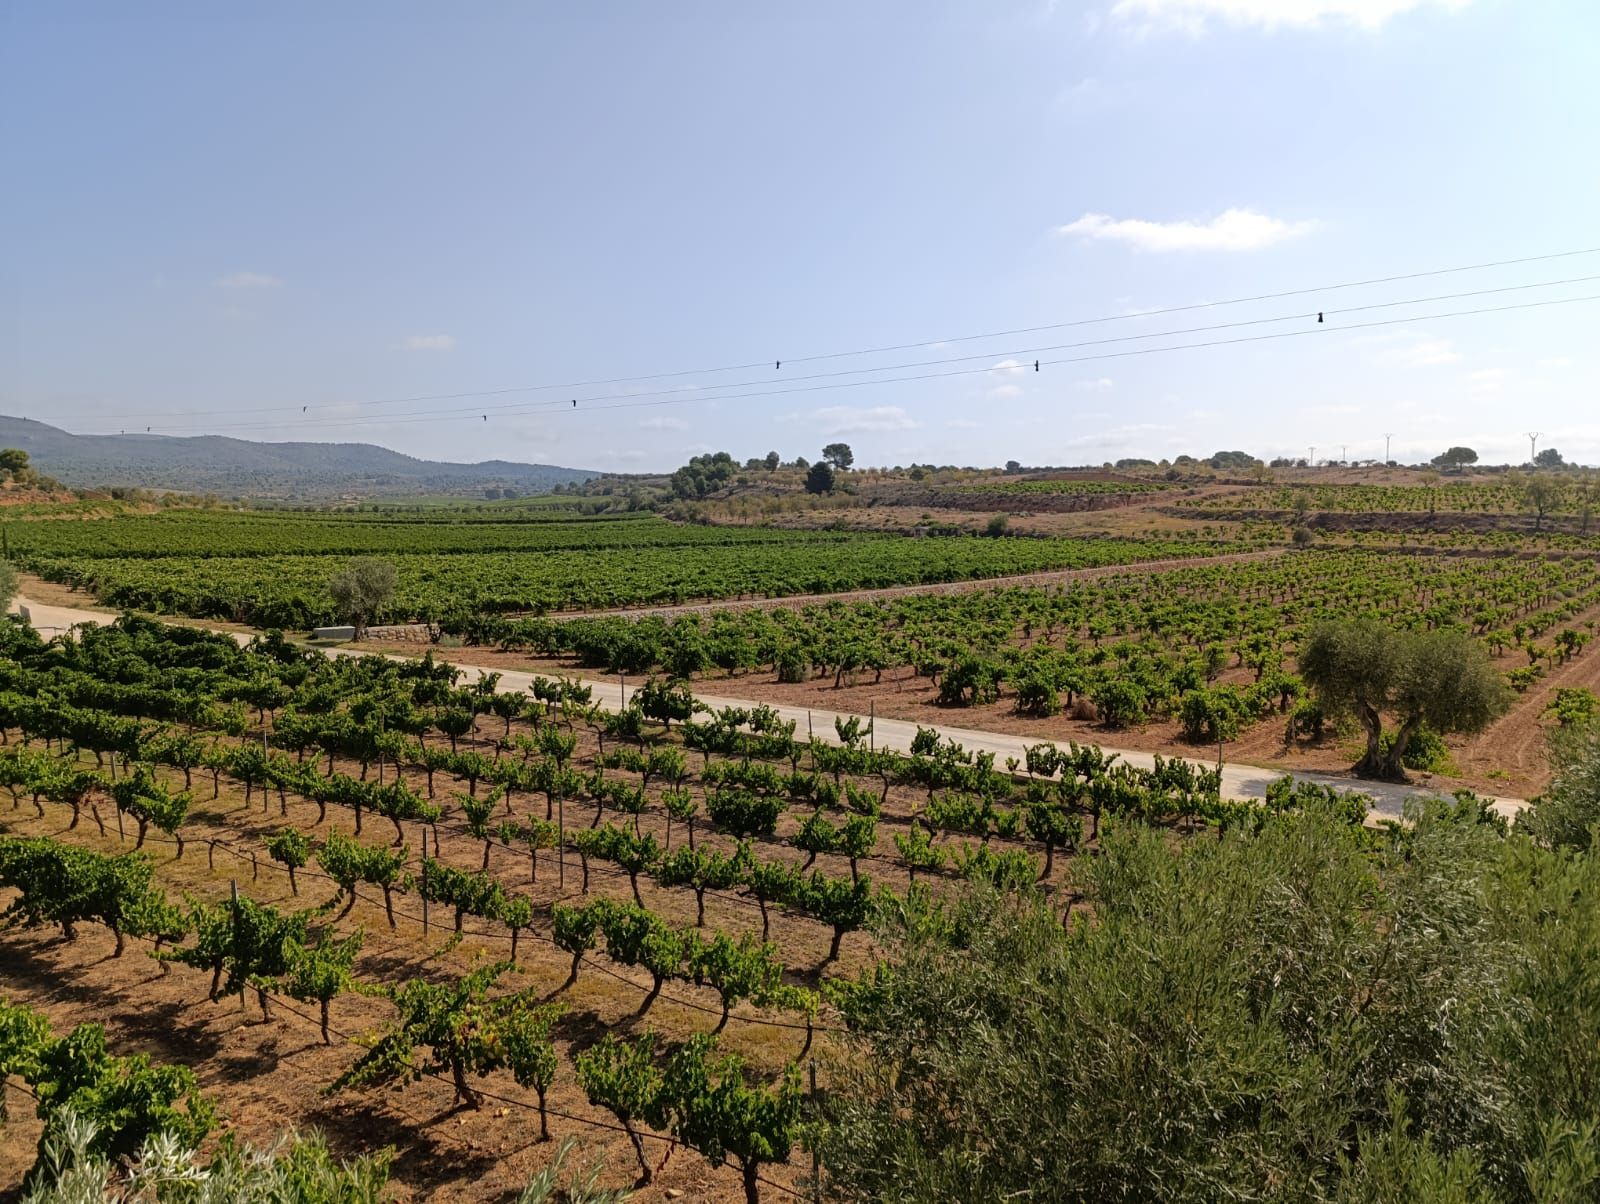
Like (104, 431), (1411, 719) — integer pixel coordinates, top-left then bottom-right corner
(0, 416), (599, 499)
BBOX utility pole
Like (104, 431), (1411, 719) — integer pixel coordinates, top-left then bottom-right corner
(1526, 431), (1541, 464)
(1383, 433), (1394, 464)
(1340, 444), (1347, 465)
(1308, 446), (1316, 468)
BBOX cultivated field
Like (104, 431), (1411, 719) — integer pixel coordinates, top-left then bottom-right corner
(2, 613), (1277, 1200)
(3, 466), (1599, 1198)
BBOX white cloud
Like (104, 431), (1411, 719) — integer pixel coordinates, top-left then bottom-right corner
(1391, 338), (1460, 366)
(1076, 377), (1115, 390)
(402, 334), (455, 351)
(1538, 356), (1573, 370)
(1056, 208), (1316, 252)
(987, 384), (1024, 401)
(990, 358), (1027, 376)
(215, 271), (283, 289)
(946, 419), (981, 429)
(812, 405), (920, 435)
(638, 416), (688, 431)
(1110, 0), (1468, 33)
(1308, 403), (1363, 416)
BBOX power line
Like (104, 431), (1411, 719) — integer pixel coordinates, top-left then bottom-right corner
(135, 289), (1600, 436)
(49, 245), (1600, 428)
(136, 271), (1600, 430)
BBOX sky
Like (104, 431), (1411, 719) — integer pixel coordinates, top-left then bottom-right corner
(2, 0), (1597, 473)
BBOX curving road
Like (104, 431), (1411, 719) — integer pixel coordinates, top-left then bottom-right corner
(9, 594), (1527, 826)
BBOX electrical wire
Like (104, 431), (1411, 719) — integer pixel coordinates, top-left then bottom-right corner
(133, 288), (1600, 436)
(63, 243), (1600, 427)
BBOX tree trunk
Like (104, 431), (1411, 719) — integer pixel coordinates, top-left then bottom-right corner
(1381, 715), (1423, 782)
(742, 1159), (760, 1204)
(1352, 702), (1390, 779)
(320, 997), (332, 1044)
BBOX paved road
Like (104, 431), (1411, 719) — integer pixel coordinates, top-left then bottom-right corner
(9, 594), (1527, 825)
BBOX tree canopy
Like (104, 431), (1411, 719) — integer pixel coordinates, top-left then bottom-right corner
(327, 557), (398, 640)
(804, 462), (836, 495)
(1519, 721), (1600, 852)
(669, 451), (737, 500)
(1206, 449), (1261, 471)
(819, 793), (1600, 1202)
(1431, 446), (1479, 470)
(1300, 619), (1512, 779)
(821, 442), (854, 470)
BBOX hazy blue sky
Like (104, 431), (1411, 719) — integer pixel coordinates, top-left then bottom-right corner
(3, 1), (1597, 471)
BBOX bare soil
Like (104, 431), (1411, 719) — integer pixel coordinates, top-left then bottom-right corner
(1, 705), (1100, 1201)
(0, 758), (823, 1202)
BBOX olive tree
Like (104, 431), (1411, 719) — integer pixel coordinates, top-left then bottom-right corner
(822, 442), (854, 470)
(1520, 474), (1569, 531)
(1299, 619), (1512, 780)
(327, 557), (398, 640)
(816, 799), (1586, 1203)
(1519, 721), (1600, 852)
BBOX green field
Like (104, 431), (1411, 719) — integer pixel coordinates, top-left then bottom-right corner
(8, 508), (1245, 626)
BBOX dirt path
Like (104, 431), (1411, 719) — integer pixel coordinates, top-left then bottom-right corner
(10, 593), (1526, 825)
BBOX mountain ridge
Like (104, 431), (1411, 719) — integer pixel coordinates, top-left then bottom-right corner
(0, 415), (598, 498)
